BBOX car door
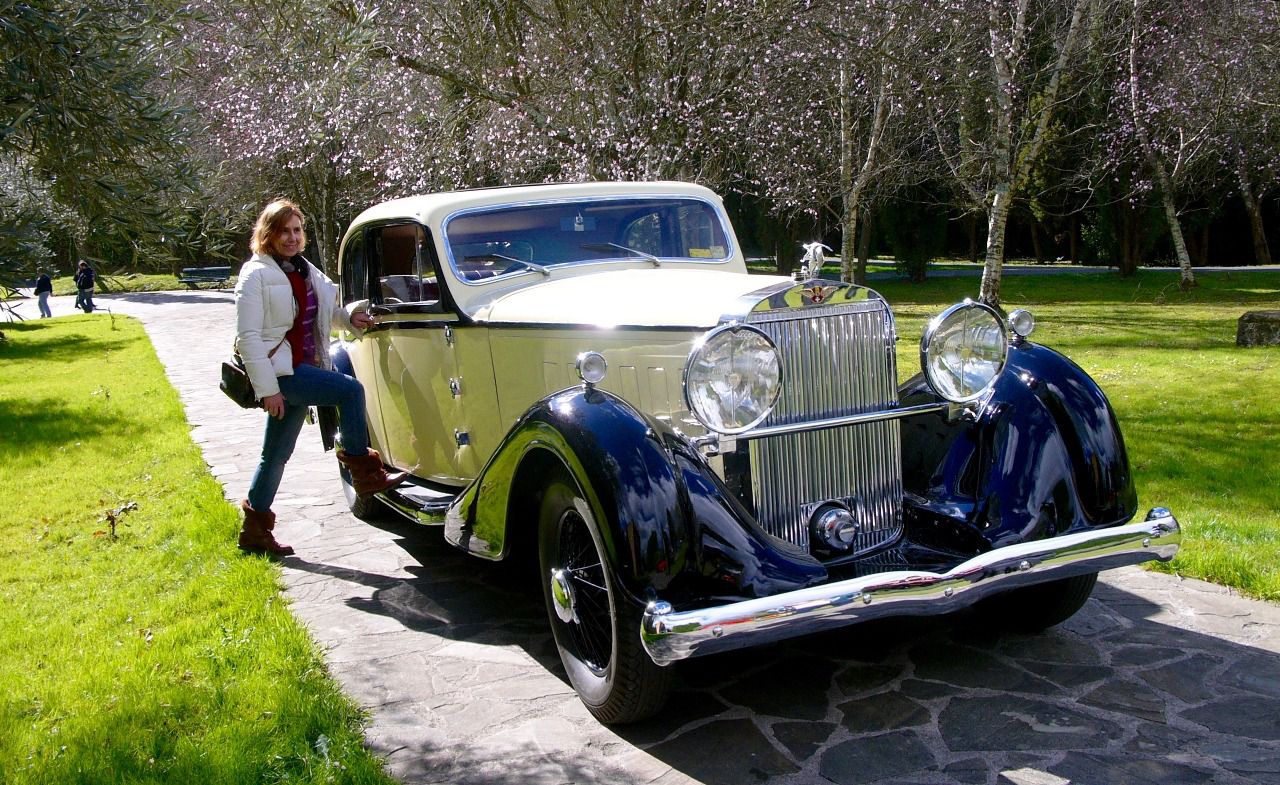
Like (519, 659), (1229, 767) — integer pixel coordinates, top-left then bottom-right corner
(362, 222), (478, 485)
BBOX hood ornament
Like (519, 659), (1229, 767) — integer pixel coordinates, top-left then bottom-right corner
(795, 241), (832, 281)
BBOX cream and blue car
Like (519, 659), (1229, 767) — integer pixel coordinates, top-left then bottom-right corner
(329, 181), (1180, 723)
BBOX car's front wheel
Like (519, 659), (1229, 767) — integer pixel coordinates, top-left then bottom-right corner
(977, 572), (1098, 633)
(537, 471), (672, 724)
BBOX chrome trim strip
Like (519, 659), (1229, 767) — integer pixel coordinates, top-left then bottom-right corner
(641, 511), (1181, 665)
(733, 402), (950, 440)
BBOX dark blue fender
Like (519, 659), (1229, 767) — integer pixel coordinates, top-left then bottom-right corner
(444, 387), (827, 605)
(900, 341), (1138, 549)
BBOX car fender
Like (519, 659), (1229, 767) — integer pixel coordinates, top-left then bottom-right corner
(444, 386), (827, 604)
(900, 341), (1138, 548)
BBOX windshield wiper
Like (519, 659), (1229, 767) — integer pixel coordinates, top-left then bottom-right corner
(581, 242), (662, 267)
(490, 253), (550, 276)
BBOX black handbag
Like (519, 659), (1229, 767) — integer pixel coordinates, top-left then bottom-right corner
(220, 354), (259, 409)
(219, 339), (285, 409)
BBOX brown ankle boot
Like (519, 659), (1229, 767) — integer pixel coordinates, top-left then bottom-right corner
(336, 448), (407, 497)
(238, 499), (294, 556)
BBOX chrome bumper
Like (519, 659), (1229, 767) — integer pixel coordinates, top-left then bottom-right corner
(641, 508), (1179, 666)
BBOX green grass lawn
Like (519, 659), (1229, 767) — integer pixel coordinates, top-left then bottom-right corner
(0, 316), (391, 784)
(875, 269), (1280, 600)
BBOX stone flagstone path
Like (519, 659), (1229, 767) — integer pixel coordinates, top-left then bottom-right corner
(14, 291), (1280, 784)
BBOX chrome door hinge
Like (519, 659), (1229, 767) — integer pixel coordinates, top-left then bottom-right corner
(454, 429), (470, 447)
(448, 378), (462, 398)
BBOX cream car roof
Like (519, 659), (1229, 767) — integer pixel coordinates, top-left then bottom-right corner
(343, 181), (750, 321)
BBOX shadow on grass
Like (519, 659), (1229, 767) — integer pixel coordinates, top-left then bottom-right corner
(0, 394), (147, 452)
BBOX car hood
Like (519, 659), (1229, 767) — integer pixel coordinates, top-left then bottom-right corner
(473, 268), (792, 328)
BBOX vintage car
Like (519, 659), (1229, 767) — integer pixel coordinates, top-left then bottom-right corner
(327, 181), (1180, 724)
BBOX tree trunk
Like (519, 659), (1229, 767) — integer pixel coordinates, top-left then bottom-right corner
(1030, 217), (1045, 264)
(980, 184), (1013, 305)
(1069, 214), (1079, 264)
(1151, 156), (1195, 289)
(857, 207), (873, 279)
(839, 64), (857, 284)
(967, 213), (980, 264)
(1238, 161), (1273, 265)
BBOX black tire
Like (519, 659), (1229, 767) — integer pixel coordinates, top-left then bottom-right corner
(338, 462), (384, 521)
(977, 572), (1098, 633)
(537, 472), (673, 724)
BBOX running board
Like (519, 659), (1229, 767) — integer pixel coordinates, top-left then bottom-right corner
(379, 479), (460, 525)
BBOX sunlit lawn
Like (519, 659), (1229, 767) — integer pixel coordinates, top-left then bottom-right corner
(874, 269), (1280, 600)
(0, 316), (391, 784)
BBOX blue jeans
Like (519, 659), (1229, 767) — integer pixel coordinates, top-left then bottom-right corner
(246, 363), (370, 511)
(77, 288), (94, 312)
(37, 292), (51, 318)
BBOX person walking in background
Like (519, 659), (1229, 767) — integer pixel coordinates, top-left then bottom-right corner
(233, 198), (405, 556)
(73, 261), (95, 312)
(34, 269), (53, 317)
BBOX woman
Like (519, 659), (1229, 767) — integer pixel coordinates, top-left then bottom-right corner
(235, 198), (404, 555)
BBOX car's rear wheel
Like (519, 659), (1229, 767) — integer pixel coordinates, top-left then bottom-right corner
(537, 472), (672, 724)
(977, 572), (1098, 633)
(339, 462), (384, 521)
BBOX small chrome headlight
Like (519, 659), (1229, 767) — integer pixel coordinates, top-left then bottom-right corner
(1007, 308), (1036, 339)
(575, 351), (608, 385)
(921, 300), (1008, 402)
(684, 324), (782, 434)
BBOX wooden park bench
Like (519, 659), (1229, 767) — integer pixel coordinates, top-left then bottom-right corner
(177, 266), (232, 289)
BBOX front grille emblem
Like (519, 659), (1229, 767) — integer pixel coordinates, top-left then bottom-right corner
(802, 284), (837, 305)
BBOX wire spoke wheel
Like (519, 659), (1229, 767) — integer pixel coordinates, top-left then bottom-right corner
(537, 469), (673, 724)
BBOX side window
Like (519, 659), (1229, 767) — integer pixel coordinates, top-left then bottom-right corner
(340, 230), (368, 304)
(622, 212), (664, 257)
(371, 223), (441, 308)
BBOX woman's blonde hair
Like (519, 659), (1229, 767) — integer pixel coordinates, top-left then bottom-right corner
(250, 198), (307, 256)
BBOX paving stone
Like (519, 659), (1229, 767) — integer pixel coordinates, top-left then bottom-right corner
(939, 696), (1121, 751)
(818, 731), (936, 785)
(1109, 644), (1184, 666)
(646, 718), (798, 784)
(834, 662), (903, 697)
(1019, 660), (1111, 689)
(771, 720), (836, 761)
(910, 641), (1052, 693)
(897, 678), (956, 701)
(838, 691), (930, 733)
(1180, 696), (1280, 740)
(942, 756), (990, 784)
(622, 690), (730, 746)
(1079, 679), (1167, 723)
(718, 655), (839, 721)
(1217, 654), (1280, 700)
(995, 633), (1103, 665)
(1049, 751), (1215, 785)
(1136, 654), (1219, 704)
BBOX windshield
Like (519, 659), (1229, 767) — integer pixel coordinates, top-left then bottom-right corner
(444, 196), (732, 282)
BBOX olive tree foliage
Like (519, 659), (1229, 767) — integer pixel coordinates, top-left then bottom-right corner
(0, 0), (194, 284)
(921, 0), (1095, 306)
(178, 0), (432, 271)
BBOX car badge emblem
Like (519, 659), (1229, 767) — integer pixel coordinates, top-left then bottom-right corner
(802, 284), (838, 305)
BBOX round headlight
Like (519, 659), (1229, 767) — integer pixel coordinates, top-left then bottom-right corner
(575, 351), (608, 384)
(1007, 308), (1036, 339)
(684, 324), (782, 434)
(921, 300), (1008, 402)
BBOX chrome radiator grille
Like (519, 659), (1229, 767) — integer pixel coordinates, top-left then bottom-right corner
(745, 299), (904, 554)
